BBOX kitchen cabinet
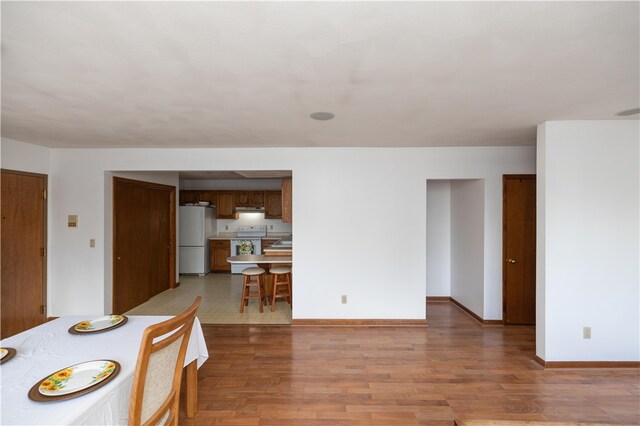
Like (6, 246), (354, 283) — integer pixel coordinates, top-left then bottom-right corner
(209, 240), (231, 272)
(281, 178), (292, 223)
(200, 190), (217, 205)
(179, 190), (217, 206)
(264, 191), (282, 219)
(217, 191), (236, 219)
(179, 190), (201, 204)
(236, 191), (264, 208)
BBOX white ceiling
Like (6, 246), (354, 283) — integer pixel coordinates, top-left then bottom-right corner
(1, 2), (638, 149)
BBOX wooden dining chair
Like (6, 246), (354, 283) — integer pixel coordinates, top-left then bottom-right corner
(128, 296), (201, 426)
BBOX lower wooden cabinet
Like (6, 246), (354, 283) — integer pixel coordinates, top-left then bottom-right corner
(209, 239), (231, 272)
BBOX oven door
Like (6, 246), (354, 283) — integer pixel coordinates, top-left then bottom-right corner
(233, 239), (257, 255)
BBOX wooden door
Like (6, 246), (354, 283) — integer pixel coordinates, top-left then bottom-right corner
(503, 175), (536, 325)
(113, 178), (175, 314)
(1, 170), (47, 338)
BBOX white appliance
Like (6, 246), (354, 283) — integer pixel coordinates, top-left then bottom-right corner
(179, 206), (217, 275)
(231, 225), (266, 274)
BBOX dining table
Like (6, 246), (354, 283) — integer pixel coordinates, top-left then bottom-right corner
(0, 315), (208, 425)
(227, 254), (292, 297)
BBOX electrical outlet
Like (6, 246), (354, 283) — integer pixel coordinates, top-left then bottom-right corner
(341, 295), (347, 304)
(225, 225), (229, 230)
(89, 239), (95, 248)
(583, 327), (591, 339)
(270, 225), (274, 230)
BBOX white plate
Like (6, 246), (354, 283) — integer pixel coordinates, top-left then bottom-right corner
(0, 348), (8, 360)
(38, 360), (117, 396)
(74, 315), (124, 333)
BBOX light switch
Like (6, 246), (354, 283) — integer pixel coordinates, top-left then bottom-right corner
(68, 215), (78, 228)
(90, 239), (95, 248)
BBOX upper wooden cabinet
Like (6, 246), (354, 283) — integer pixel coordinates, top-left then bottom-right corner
(217, 191), (236, 219)
(179, 190), (217, 206)
(200, 190), (217, 205)
(281, 178), (292, 223)
(181, 188), (285, 220)
(236, 191), (264, 208)
(179, 190), (200, 204)
(264, 191), (282, 219)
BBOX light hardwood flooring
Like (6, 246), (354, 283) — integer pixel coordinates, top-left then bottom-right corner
(125, 274), (291, 324)
(179, 301), (639, 425)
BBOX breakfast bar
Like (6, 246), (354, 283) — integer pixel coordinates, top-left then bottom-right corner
(227, 254), (292, 299)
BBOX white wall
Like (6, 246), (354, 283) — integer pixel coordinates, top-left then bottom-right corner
(426, 180), (451, 297)
(537, 120), (639, 362)
(41, 146), (535, 318)
(450, 180), (485, 317)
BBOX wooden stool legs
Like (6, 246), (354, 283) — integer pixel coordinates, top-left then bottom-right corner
(240, 270), (266, 313)
(271, 271), (292, 312)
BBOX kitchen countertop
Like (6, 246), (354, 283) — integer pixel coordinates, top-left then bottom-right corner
(209, 232), (291, 240)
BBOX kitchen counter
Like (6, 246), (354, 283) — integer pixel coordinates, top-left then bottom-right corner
(209, 232), (291, 240)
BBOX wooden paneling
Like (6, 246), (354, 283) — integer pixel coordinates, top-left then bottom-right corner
(178, 301), (640, 425)
(281, 177), (292, 223)
(209, 240), (231, 272)
(1, 170), (47, 338)
(503, 175), (536, 325)
(113, 177), (175, 314)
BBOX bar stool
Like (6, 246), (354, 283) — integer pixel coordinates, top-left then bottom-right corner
(270, 266), (292, 312)
(240, 267), (266, 313)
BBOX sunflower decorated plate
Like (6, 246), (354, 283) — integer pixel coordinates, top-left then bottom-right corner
(28, 360), (120, 402)
(68, 315), (128, 335)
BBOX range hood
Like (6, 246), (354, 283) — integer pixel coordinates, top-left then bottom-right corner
(235, 206), (265, 214)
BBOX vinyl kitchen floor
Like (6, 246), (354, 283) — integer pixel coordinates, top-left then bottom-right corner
(124, 273), (292, 324)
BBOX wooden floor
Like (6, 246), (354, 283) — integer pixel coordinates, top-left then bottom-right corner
(180, 301), (639, 425)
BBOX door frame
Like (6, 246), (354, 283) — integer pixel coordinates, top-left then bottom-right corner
(502, 174), (536, 325)
(1, 168), (48, 322)
(112, 177), (176, 313)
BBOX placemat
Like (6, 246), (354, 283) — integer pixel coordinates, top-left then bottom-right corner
(0, 347), (17, 364)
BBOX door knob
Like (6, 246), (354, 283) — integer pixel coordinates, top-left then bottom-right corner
(506, 258), (517, 264)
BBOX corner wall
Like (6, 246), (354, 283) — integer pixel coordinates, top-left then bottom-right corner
(537, 120), (639, 361)
(450, 180), (485, 317)
(426, 180), (451, 297)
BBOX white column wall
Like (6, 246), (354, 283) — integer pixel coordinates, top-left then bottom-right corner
(537, 120), (639, 361)
(450, 180), (485, 317)
(31, 146), (535, 317)
(426, 180), (451, 297)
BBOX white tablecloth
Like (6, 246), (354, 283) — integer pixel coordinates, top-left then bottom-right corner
(0, 315), (208, 425)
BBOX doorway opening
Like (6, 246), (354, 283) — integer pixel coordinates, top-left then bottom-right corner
(426, 179), (485, 319)
(108, 170), (293, 324)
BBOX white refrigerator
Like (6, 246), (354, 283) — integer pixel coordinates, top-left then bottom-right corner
(179, 206), (217, 275)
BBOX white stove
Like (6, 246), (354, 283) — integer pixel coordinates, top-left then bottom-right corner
(230, 226), (267, 273)
(235, 225), (267, 238)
